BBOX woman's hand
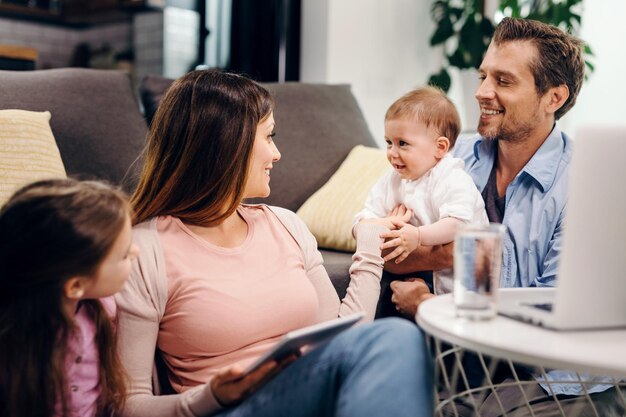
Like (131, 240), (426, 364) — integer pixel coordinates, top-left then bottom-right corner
(211, 355), (297, 406)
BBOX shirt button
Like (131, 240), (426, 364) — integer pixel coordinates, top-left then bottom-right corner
(75, 356), (82, 364)
(71, 385), (78, 392)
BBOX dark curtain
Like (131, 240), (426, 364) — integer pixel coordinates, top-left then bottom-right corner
(228, 0), (300, 82)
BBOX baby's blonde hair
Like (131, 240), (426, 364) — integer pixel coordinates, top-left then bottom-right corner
(385, 86), (461, 148)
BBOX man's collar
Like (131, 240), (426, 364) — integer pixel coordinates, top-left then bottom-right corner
(520, 125), (565, 192)
(473, 136), (495, 161)
(472, 126), (566, 192)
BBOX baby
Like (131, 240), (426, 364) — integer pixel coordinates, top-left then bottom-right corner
(353, 86), (489, 293)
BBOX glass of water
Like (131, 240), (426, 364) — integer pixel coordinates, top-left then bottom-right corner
(453, 223), (506, 320)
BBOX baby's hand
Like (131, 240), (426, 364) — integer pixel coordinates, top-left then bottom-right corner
(388, 204), (409, 218)
(359, 217), (398, 230)
(378, 206), (413, 230)
(380, 224), (420, 263)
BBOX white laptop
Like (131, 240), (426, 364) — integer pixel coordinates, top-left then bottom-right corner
(497, 126), (626, 330)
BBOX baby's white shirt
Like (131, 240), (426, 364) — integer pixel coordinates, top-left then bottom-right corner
(354, 154), (488, 228)
(353, 154), (489, 295)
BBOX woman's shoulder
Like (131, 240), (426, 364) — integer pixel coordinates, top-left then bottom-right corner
(264, 205), (308, 232)
(241, 203), (301, 223)
(132, 218), (161, 248)
(133, 217), (158, 233)
(242, 204), (312, 245)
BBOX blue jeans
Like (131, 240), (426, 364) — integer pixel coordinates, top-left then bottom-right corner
(215, 318), (434, 417)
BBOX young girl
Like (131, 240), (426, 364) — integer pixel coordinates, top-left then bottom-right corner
(0, 178), (139, 417)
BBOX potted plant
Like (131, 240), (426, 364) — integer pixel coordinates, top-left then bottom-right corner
(427, 0), (592, 92)
(428, 0), (494, 92)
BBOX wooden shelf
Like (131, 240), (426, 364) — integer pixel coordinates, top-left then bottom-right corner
(0, 43), (37, 70)
(0, 3), (62, 20)
(0, 1), (154, 27)
(0, 44), (38, 61)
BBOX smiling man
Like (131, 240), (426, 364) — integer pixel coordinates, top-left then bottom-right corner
(387, 17), (624, 416)
(455, 17), (580, 291)
(388, 17), (583, 311)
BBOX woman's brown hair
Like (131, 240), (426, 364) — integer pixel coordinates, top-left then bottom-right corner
(131, 69), (274, 226)
(0, 179), (129, 417)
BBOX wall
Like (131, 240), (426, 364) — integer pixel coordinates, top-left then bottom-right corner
(301, 1), (626, 145)
(131, 7), (200, 82)
(134, 11), (164, 82)
(0, 17), (131, 69)
(559, 0), (626, 137)
(301, 0), (440, 146)
(162, 6), (199, 78)
(1, 7), (198, 84)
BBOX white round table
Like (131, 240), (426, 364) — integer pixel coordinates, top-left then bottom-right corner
(417, 292), (626, 376)
(416, 291), (626, 417)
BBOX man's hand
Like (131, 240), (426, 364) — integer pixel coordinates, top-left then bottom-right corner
(211, 355), (297, 406)
(383, 243), (454, 274)
(390, 278), (435, 318)
(380, 224), (421, 264)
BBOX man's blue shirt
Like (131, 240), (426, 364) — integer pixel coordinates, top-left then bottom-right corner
(453, 127), (613, 395)
(453, 126), (571, 289)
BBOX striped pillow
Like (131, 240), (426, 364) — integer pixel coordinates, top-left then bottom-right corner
(0, 110), (66, 207)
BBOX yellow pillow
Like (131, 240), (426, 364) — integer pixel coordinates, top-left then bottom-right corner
(0, 110), (66, 207)
(297, 145), (389, 252)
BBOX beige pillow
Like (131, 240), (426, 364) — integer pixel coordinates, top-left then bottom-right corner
(0, 110), (66, 207)
(297, 145), (389, 252)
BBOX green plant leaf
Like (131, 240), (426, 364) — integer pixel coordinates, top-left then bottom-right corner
(430, 16), (454, 45)
(449, 7), (464, 22)
(479, 17), (495, 39)
(426, 0), (594, 91)
(499, 0), (521, 17)
(448, 48), (471, 69)
(428, 68), (452, 92)
(430, 0), (450, 23)
(457, 14), (492, 68)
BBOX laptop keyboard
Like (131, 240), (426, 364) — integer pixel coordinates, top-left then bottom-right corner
(527, 302), (554, 312)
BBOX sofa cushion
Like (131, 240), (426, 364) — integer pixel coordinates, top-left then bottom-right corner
(0, 109), (66, 206)
(0, 68), (147, 188)
(139, 74), (378, 212)
(297, 145), (389, 252)
(320, 249), (353, 299)
(140, 73), (175, 126)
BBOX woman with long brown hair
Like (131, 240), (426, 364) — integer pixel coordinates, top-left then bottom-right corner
(115, 69), (434, 417)
(0, 179), (139, 417)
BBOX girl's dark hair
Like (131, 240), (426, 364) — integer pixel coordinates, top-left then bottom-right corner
(131, 69), (274, 226)
(0, 178), (130, 417)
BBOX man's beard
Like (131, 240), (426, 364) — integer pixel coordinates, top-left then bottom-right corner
(478, 117), (536, 144)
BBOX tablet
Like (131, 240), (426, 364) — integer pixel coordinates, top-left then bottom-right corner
(241, 312), (365, 376)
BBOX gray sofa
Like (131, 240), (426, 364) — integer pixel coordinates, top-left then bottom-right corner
(0, 68), (378, 298)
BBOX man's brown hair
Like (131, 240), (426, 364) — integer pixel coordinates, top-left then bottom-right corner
(386, 86), (461, 148)
(493, 17), (585, 120)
